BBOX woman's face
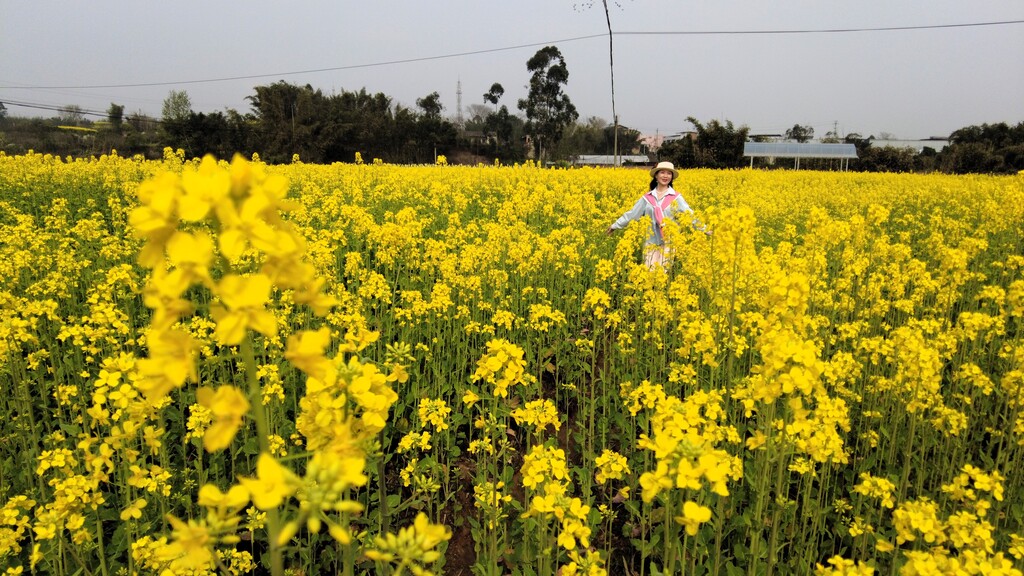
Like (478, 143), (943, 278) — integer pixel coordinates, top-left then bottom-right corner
(656, 169), (674, 185)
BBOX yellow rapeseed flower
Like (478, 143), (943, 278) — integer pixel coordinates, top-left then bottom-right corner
(195, 385), (250, 452)
(677, 500), (712, 536)
(119, 498), (147, 521)
(211, 273), (278, 345)
(238, 453), (299, 510)
(364, 512), (452, 572)
(284, 327), (333, 381)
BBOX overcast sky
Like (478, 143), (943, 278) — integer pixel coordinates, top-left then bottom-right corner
(2, 1), (1022, 140)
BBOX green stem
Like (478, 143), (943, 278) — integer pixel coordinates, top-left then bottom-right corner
(343, 510), (356, 576)
(897, 411), (918, 504)
(714, 496), (725, 576)
(243, 336), (283, 576)
(766, 451), (789, 576)
(95, 512), (109, 576)
(747, 403), (778, 576)
(378, 453), (390, 534)
(663, 491), (680, 575)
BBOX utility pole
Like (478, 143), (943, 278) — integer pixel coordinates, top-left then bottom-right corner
(600, 0), (618, 167)
(614, 115), (619, 168)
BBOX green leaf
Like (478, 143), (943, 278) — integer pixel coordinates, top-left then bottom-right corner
(386, 493), (402, 509)
(725, 561), (745, 576)
(238, 436), (259, 457)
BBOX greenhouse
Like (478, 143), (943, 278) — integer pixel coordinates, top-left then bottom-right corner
(743, 141), (858, 170)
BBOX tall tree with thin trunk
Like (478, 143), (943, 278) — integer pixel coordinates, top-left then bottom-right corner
(517, 46), (579, 164)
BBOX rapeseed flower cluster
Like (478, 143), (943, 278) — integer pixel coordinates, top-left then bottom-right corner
(364, 512), (452, 576)
(511, 398), (561, 435)
(521, 444), (599, 562)
(117, 154), (426, 572)
(594, 449), (630, 485)
(471, 338), (528, 398)
(634, 387), (742, 536)
(474, 481), (514, 530)
(868, 464), (1021, 575)
(734, 268), (852, 467)
(853, 472), (897, 509)
(418, 397), (452, 432)
(0, 497), (35, 558)
(814, 555), (875, 575)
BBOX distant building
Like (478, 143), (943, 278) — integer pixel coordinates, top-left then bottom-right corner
(663, 131), (697, 142)
(461, 129), (488, 146)
(749, 134), (784, 142)
(639, 133), (664, 152)
(867, 138), (949, 152)
(572, 154), (650, 167)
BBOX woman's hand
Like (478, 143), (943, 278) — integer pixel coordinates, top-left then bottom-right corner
(606, 226), (615, 235)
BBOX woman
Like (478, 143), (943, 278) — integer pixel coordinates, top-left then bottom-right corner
(606, 161), (704, 269)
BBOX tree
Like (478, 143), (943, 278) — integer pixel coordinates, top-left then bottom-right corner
(821, 128), (840, 143)
(1003, 144), (1024, 173)
(939, 121), (1024, 174)
(844, 133), (873, 162)
(483, 105), (523, 163)
(480, 84), (513, 157)
(247, 82), (328, 163)
(555, 116), (641, 159)
(414, 92), (456, 162)
(464, 104), (491, 128)
(416, 92), (444, 119)
(611, 123), (642, 156)
(392, 104), (420, 161)
(329, 88), (397, 162)
(939, 142), (1004, 174)
(58, 105), (85, 125)
(118, 111), (161, 157)
(127, 111), (158, 131)
(161, 90), (192, 123)
(159, 110), (256, 161)
(556, 116), (605, 158)
(857, 146), (916, 173)
(483, 83), (505, 111)
(224, 109), (258, 157)
(107, 103), (125, 132)
(953, 121), (1024, 150)
(785, 124), (814, 143)
(660, 117), (749, 169)
(518, 46), (579, 164)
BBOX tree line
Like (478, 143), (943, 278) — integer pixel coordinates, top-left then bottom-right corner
(1, 44), (1020, 174)
(0, 46), (602, 166)
(657, 118), (1024, 174)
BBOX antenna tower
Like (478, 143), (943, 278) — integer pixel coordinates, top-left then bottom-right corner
(456, 79), (464, 128)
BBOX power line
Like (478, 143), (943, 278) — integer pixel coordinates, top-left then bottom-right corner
(1, 19), (1021, 91)
(617, 19), (1024, 36)
(0, 99), (111, 118)
(0, 99), (165, 124)
(0, 35), (606, 90)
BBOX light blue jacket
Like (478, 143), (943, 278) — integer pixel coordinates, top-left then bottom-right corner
(610, 187), (697, 246)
